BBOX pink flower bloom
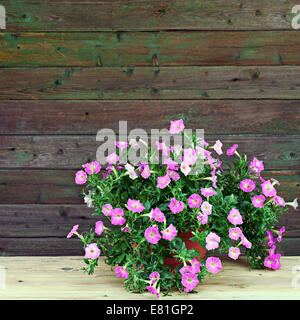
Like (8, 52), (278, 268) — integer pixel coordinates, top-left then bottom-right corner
(269, 245), (276, 256)
(66, 225), (79, 238)
(102, 204), (113, 216)
(240, 179), (256, 193)
(228, 247), (241, 260)
(261, 180), (277, 197)
(145, 225), (161, 244)
(252, 195), (266, 208)
(115, 266), (129, 279)
(180, 162), (191, 176)
(197, 212), (208, 225)
(121, 225), (131, 233)
(181, 273), (199, 292)
(229, 227), (242, 240)
(167, 170), (180, 181)
(201, 187), (217, 197)
(169, 198), (184, 214)
(183, 148), (197, 166)
(169, 119), (184, 134)
(264, 256), (273, 269)
(188, 193), (202, 208)
(111, 208), (126, 225)
(165, 158), (179, 171)
(149, 271), (160, 284)
(161, 224), (177, 241)
(141, 164), (151, 179)
(157, 175), (171, 189)
(274, 195), (285, 207)
(95, 221), (104, 235)
(206, 232), (221, 251)
(241, 235), (252, 249)
(277, 227), (286, 243)
(150, 208), (165, 223)
(106, 153), (119, 164)
(84, 243), (101, 260)
(272, 253), (281, 270)
(127, 199), (145, 213)
(206, 257), (222, 274)
(190, 259), (202, 274)
(179, 265), (194, 275)
(115, 141), (128, 149)
(82, 161), (101, 174)
(249, 157), (264, 174)
(75, 170), (87, 185)
(213, 140), (223, 155)
(146, 286), (159, 298)
(227, 208), (243, 225)
(226, 144), (238, 156)
(266, 230), (275, 247)
(201, 201), (212, 215)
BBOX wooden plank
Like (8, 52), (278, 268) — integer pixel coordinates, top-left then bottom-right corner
(0, 135), (299, 170)
(0, 205), (103, 237)
(1, 66), (300, 100)
(0, 169), (298, 204)
(2, 31), (300, 67)
(3, 0), (294, 31)
(1, 100), (300, 135)
(0, 204), (294, 238)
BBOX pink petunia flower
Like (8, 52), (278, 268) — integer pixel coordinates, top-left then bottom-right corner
(111, 208), (126, 225)
(264, 256), (273, 269)
(272, 253), (281, 270)
(181, 273), (199, 292)
(115, 266), (129, 279)
(226, 144), (238, 156)
(150, 208), (166, 223)
(213, 140), (223, 155)
(75, 170), (87, 185)
(157, 175), (171, 189)
(274, 195), (286, 207)
(227, 208), (243, 225)
(206, 257), (222, 274)
(102, 204), (113, 216)
(165, 158), (179, 171)
(249, 157), (264, 174)
(180, 162), (191, 176)
(197, 212), (209, 225)
(169, 198), (184, 214)
(66, 225), (79, 238)
(190, 259), (202, 274)
(240, 179), (256, 193)
(145, 225), (161, 244)
(183, 148), (197, 166)
(141, 164), (151, 179)
(201, 201), (212, 215)
(95, 221), (104, 235)
(277, 227), (286, 242)
(82, 161), (101, 174)
(149, 271), (160, 284)
(169, 119), (185, 134)
(229, 227), (242, 240)
(167, 170), (180, 181)
(106, 153), (119, 164)
(201, 187), (217, 197)
(179, 265), (194, 275)
(206, 232), (221, 251)
(127, 199), (145, 213)
(266, 230), (275, 247)
(161, 224), (177, 241)
(252, 195), (266, 208)
(228, 247), (241, 260)
(115, 141), (129, 149)
(121, 225), (131, 233)
(241, 235), (252, 249)
(188, 193), (202, 208)
(261, 180), (277, 197)
(84, 243), (101, 260)
(146, 285), (160, 298)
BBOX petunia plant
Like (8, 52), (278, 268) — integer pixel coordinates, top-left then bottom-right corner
(67, 119), (298, 297)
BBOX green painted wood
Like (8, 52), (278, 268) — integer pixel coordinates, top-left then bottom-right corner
(2, 0), (294, 31)
(1, 31), (300, 67)
(1, 100), (300, 135)
(0, 135), (299, 170)
(1, 66), (300, 100)
(0, 169), (298, 204)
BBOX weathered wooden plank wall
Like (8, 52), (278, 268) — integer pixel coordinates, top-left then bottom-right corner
(0, 0), (299, 256)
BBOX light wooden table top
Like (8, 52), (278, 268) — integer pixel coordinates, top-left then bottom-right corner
(0, 256), (299, 300)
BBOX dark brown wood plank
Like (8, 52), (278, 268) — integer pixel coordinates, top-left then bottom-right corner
(1, 66), (300, 100)
(2, 31), (300, 67)
(0, 135), (299, 170)
(0, 169), (298, 204)
(3, 0), (294, 31)
(0, 205), (103, 237)
(1, 100), (300, 135)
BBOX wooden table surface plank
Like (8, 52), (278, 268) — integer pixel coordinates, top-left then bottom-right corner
(0, 256), (299, 300)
